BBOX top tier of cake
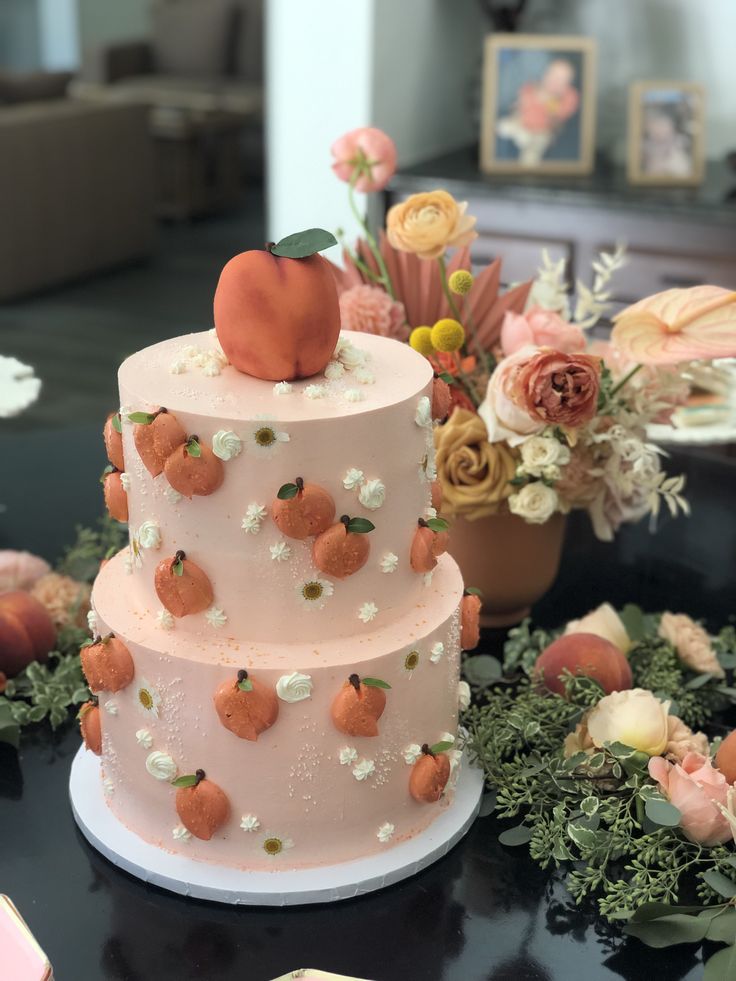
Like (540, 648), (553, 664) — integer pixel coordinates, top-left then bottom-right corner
(117, 330), (438, 645)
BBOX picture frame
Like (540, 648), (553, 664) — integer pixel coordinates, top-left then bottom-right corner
(627, 80), (706, 186)
(480, 33), (597, 176)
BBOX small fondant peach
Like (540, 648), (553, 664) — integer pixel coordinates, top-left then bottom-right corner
(175, 770), (230, 841)
(102, 469), (128, 523)
(432, 375), (452, 421)
(154, 551), (214, 618)
(410, 519), (449, 573)
(331, 674), (388, 737)
(715, 730), (736, 783)
(79, 700), (102, 755)
(271, 477), (335, 540)
(80, 633), (135, 693)
(409, 745), (451, 803)
(461, 591), (482, 650)
(163, 436), (225, 499)
(0, 591), (56, 676)
(213, 670), (279, 741)
(534, 633), (633, 697)
(430, 480), (443, 513)
(103, 412), (125, 470)
(131, 407), (187, 477)
(312, 516), (374, 579)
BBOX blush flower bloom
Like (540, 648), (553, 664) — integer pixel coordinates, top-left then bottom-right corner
(649, 752), (734, 846)
(386, 190), (477, 260)
(658, 612), (724, 679)
(512, 349), (602, 429)
(338, 284), (408, 340)
(501, 306), (586, 357)
(330, 127), (397, 193)
(0, 550), (51, 592)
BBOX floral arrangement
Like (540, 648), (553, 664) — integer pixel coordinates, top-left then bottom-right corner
(329, 127), (736, 540)
(462, 603), (736, 973)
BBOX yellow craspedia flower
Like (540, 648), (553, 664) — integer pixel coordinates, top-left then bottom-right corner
(448, 269), (474, 295)
(431, 318), (465, 353)
(409, 326), (435, 357)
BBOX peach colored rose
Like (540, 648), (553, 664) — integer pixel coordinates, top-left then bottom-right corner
(478, 345), (546, 446)
(0, 550), (50, 592)
(665, 715), (709, 763)
(501, 306), (586, 357)
(554, 443), (600, 509)
(587, 689), (670, 756)
(338, 284), (408, 340)
(649, 752), (734, 845)
(611, 284), (736, 365)
(563, 718), (595, 758)
(513, 349), (602, 429)
(30, 572), (91, 628)
(434, 409), (518, 520)
(565, 603), (631, 654)
(330, 127), (397, 193)
(658, 612), (724, 679)
(386, 190), (477, 260)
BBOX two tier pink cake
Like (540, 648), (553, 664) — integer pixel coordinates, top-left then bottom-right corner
(82, 246), (472, 874)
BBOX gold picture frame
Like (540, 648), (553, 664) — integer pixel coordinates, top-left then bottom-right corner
(627, 80), (706, 186)
(480, 33), (597, 176)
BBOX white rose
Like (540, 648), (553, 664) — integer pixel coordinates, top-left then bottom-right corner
(137, 520), (161, 550)
(565, 603), (631, 654)
(358, 478), (386, 510)
(519, 436), (570, 476)
(508, 481), (558, 524)
(276, 671), (313, 703)
(146, 751), (178, 781)
(212, 429), (243, 461)
(587, 689), (670, 756)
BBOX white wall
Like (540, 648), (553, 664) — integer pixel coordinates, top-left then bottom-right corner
(0, 0), (41, 70)
(38, 0), (79, 70)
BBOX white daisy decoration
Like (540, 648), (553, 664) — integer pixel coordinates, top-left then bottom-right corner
(87, 609), (98, 635)
(430, 642), (445, 664)
(269, 541), (292, 562)
(339, 746), (358, 766)
(0, 355), (41, 418)
(296, 578), (334, 611)
(273, 381), (293, 395)
(136, 729), (153, 749)
(172, 825), (192, 842)
(246, 417), (290, 458)
(163, 485), (183, 505)
(381, 552), (399, 574)
(304, 383), (327, 399)
(403, 744), (422, 765)
(343, 467), (365, 491)
(415, 396), (432, 428)
(136, 679), (162, 718)
(376, 822), (395, 843)
(156, 609), (175, 631)
(240, 814), (261, 832)
(358, 602), (378, 623)
(103, 700), (118, 716)
(241, 502), (267, 534)
(262, 834), (294, 857)
(352, 759), (376, 782)
(205, 606), (228, 629)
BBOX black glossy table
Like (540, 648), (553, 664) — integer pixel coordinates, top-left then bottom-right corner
(1, 430), (734, 981)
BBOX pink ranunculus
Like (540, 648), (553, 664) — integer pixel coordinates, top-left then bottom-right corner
(330, 127), (397, 193)
(501, 306), (586, 357)
(648, 752), (734, 846)
(513, 349), (602, 429)
(338, 284), (408, 341)
(0, 550), (51, 592)
(478, 345), (546, 446)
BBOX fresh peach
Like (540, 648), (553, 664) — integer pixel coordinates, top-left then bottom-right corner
(430, 480), (443, 513)
(715, 730), (736, 784)
(410, 519), (450, 573)
(102, 468), (128, 523)
(175, 770), (230, 841)
(163, 436), (225, 499)
(271, 477), (335, 540)
(79, 700), (102, 755)
(409, 745), (451, 803)
(103, 412), (125, 470)
(80, 633), (135, 693)
(154, 551), (213, 618)
(534, 633), (633, 697)
(0, 591), (56, 676)
(331, 674), (388, 737)
(131, 407), (186, 476)
(312, 516), (373, 579)
(213, 670), (279, 741)
(214, 248), (340, 381)
(432, 375), (452, 421)
(461, 592), (482, 650)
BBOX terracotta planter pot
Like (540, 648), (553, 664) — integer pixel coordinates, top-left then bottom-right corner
(448, 511), (567, 627)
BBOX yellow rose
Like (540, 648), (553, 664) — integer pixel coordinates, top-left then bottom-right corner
(586, 689), (670, 757)
(565, 603), (631, 654)
(434, 409), (518, 521)
(386, 190), (477, 260)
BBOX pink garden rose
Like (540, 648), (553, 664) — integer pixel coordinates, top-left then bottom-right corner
(338, 284), (408, 340)
(478, 345), (545, 446)
(330, 127), (397, 193)
(501, 306), (586, 357)
(0, 550), (50, 592)
(514, 349), (602, 429)
(648, 752), (734, 846)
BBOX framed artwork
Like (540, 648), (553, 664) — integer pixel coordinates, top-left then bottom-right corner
(480, 33), (597, 176)
(627, 81), (705, 186)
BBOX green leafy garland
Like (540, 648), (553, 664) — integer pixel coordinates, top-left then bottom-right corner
(463, 610), (736, 970)
(0, 518), (126, 748)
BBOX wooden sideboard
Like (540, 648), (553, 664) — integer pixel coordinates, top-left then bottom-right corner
(384, 148), (736, 302)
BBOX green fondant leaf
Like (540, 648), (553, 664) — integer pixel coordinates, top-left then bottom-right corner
(172, 774), (198, 788)
(277, 482), (299, 500)
(172, 559), (184, 577)
(270, 228), (338, 259)
(426, 517), (449, 533)
(430, 740), (455, 754)
(111, 413), (123, 433)
(185, 438), (202, 458)
(438, 372), (455, 385)
(464, 586), (483, 597)
(100, 464), (115, 484)
(362, 677), (391, 690)
(347, 517), (375, 534)
(238, 678), (254, 692)
(128, 411), (155, 425)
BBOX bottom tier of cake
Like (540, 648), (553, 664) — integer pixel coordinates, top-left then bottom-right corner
(90, 551), (465, 871)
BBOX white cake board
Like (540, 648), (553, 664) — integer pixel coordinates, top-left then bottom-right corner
(69, 746), (484, 906)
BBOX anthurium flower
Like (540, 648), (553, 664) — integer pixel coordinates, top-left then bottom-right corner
(611, 285), (736, 365)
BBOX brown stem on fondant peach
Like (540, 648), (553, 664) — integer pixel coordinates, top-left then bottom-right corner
(349, 673), (361, 692)
(340, 515), (351, 529)
(237, 669), (249, 684)
(295, 477), (304, 493)
(194, 769), (205, 786)
(421, 743), (435, 757)
(418, 518), (428, 528)
(171, 550), (186, 571)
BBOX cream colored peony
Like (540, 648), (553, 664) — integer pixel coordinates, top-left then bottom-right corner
(586, 688), (670, 756)
(658, 612), (724, 679)
(565, 603), (631, 655)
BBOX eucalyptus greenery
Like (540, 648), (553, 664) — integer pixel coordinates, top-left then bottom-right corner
(463, 610), (736, 969)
